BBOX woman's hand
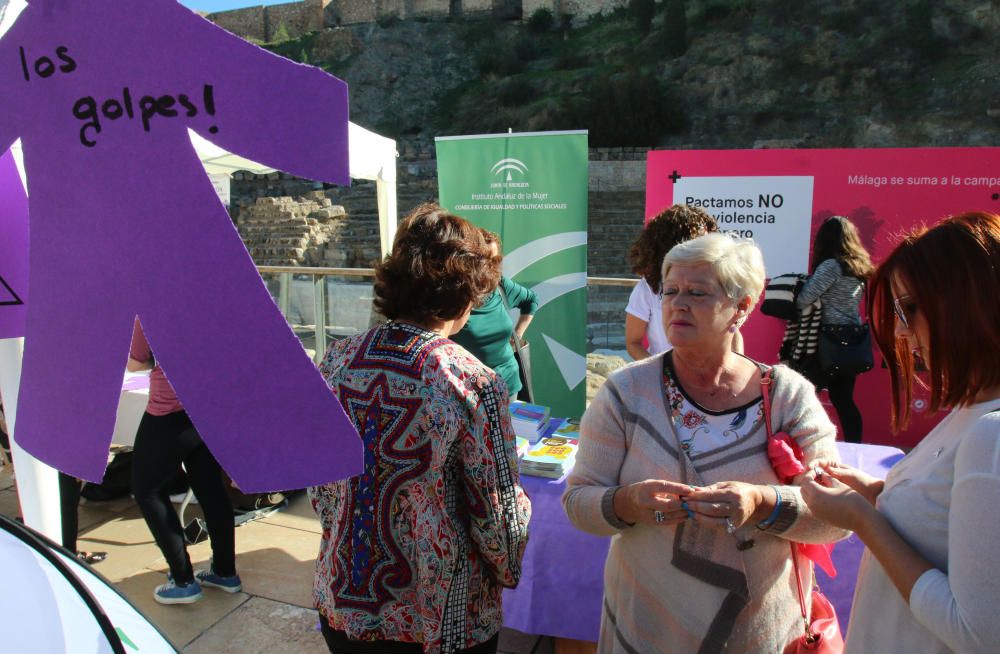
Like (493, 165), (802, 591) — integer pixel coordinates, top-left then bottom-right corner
(614, 479), (698, 526)
(809, 459), (884, 506)
(684, 481), (773, 530)
(800, 473), (876, 533)
(513, 314), (533, 343)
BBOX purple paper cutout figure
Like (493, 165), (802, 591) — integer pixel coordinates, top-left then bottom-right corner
(0, 148), (28, 338)
(1, 0), (363, 491)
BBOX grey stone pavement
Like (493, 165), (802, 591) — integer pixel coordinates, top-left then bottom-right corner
(0, 465), (584, 654)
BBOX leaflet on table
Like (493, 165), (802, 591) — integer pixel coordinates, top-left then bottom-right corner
(510, 401), (551, 424)
(520, 434), (579, 479)
(523, 435), (579, 465)
(509, 401), (552, 442)
(550, 419), (580, 438)
(515, 436), (530, 459)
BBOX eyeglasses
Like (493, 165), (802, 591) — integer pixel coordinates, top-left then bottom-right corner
(893, 295), (916, 329)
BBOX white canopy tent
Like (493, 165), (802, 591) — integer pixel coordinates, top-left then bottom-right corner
(189, 122), (399, 257)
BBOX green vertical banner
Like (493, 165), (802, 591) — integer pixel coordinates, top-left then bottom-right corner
(435, 130), (588, 419)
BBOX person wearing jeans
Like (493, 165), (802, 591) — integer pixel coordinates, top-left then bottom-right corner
(128, 320), (241, 604)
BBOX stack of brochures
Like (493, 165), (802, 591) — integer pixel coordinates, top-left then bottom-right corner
(520, 421), (580, 478)
(509, 401), (551, 443)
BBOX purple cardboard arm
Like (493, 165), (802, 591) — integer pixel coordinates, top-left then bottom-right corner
(2, 0), (362, 491)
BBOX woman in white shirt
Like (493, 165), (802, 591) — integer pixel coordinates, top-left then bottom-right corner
(802, 211), (1000, 653)
(625, 204), (719, 360)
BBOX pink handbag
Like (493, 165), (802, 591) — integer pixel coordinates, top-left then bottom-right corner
(783, 546), (844, 654)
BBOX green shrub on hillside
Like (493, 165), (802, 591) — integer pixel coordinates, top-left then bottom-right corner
(262, 32), (318, 63)
(528, 8), (555, 33)
(630, 0), (656, 34)
(905, 0), (945, 61)
(376, 12), (400, 28)
(270, 22), (291, 42)
(566, 71), (685, 146)
(477, 46), (528, 76)
(662, 0), (686, 56)
(554, 51), (588, 70)
(497, 78), (536, 106)
(514, 34), (541, 61)
(476, 32), (539, 76)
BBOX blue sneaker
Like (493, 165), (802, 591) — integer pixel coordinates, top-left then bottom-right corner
(153, 576), (202, 605)
(195, 568), (243, 593)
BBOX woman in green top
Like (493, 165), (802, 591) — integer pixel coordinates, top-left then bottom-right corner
(452, 232), (538, 399)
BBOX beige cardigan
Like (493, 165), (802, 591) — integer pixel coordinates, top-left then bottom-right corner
(563, 354), (849, 654)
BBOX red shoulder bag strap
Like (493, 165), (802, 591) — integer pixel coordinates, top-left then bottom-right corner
(760, 368), (812, 634)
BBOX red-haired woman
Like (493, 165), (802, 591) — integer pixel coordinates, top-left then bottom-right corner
(802, 212), (1000, 653)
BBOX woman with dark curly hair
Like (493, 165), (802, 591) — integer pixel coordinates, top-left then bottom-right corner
(625, 204), (720, 360)
(309, 203), (532, 654)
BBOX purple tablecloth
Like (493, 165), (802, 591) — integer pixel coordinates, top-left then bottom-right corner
(502, 442), (905, 641)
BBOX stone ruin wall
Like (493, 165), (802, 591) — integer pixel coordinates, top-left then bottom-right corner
(230, 148), (644, 398)
(206, 0), (327, 42)
(232, 185), (383, 269)
(236, 194), (348, 267)
(230, 146), (649, 356)
(205, 0), (621, 38)
(207, 5), (268, 42)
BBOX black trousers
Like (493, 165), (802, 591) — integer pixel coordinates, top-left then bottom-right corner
(320, 620), (499, 654)
(826, 373), (862, 444)
(58, 472), (82, 552)
(131, 410), (235, 583)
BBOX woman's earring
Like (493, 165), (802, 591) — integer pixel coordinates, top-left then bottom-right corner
(728, 324), (737, 334)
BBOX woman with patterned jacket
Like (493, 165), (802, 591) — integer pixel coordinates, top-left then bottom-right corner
(310, 203), (532, 654)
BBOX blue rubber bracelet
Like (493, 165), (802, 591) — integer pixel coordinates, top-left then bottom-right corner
(756, 486), (782, 530)
(680, 500), (695, 520)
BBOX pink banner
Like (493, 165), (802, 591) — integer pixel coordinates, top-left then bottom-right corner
(647, 147), (1000, 447)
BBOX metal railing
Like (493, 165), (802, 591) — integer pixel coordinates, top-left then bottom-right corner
(257, 266), (639, 362)
(257, 266), (378, 362)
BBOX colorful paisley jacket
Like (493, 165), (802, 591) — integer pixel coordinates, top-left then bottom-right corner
(310, 321), (532, 654)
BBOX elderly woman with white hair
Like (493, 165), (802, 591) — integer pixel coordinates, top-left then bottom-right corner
(563, 233), (848, 653)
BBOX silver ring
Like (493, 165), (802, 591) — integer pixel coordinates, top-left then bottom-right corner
(725, 518), (736, 534)
(654, 510), (665, 523)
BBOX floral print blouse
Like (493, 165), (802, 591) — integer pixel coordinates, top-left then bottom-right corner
(309, 321), (532, 654)
(663, 353), (765, 457)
